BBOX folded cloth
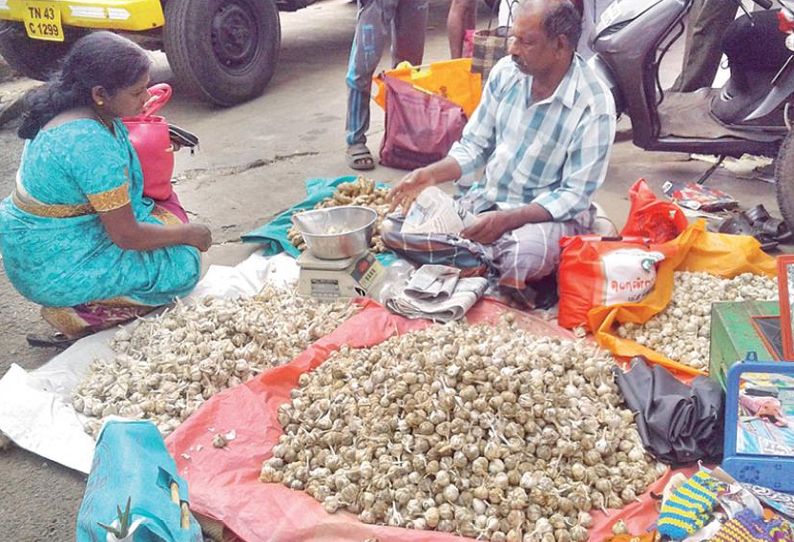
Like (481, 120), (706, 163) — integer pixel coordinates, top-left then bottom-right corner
(657, 468), (723, 540)
(403, 264), (461, 300)
(711, 509), (794, 542)
(385, 264), (488, 322)
(741, 484), (794, 522)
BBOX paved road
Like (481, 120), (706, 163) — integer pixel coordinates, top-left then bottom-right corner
(0, 1), (785, 540)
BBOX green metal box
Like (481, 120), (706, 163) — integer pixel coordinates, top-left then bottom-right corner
(709, 300), (779, 389)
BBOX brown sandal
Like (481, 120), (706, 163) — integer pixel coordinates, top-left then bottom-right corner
(346, 143), (375, 171)
(26, 332), (78, 349)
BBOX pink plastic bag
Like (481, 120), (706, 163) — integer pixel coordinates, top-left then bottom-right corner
(378, 75), (467, 170)
(122, 84), (175, 200)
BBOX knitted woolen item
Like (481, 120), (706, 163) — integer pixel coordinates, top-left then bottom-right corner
(657, 470), (721, 540)
(711, 509), (794, 542)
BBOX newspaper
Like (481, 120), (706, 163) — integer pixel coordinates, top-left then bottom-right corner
(385, 264), (488, 322)
(403, 264), (460, 300)
(401, 187), (477, 235)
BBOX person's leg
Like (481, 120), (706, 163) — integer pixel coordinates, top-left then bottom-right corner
(448, 0), (476, 59)
(38, 300), (155, 341)
(491, 220), (584, 308)
(671, 0), (739, 92)
(380, 215), (494, 276)
(392, 0), (429, 66)
(345, 0), (395, 165)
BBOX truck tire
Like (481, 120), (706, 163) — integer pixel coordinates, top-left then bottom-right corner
(776, 130), (794, 235)
(164, 0), (281, 106)
(0, 21), (76, 80)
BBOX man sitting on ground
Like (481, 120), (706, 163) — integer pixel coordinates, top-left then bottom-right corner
(384, 0), (616, 308)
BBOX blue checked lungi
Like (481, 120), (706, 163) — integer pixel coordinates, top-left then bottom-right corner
(382, 200), (591, 290)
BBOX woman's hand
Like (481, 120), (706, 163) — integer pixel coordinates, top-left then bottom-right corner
(184, 224), (212, 252)
(387, 168), (436, 215)
(101, 204), (212, 252)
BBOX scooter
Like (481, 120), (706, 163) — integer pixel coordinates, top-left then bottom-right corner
(587, 0), (794, 230)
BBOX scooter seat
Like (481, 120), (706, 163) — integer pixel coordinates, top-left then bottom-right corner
(711, 70), (784, 127)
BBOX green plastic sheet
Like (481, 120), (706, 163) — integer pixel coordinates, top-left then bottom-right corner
(241, 176), (396, 265)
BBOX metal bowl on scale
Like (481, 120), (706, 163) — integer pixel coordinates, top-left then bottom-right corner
(291, 206), (378, 260)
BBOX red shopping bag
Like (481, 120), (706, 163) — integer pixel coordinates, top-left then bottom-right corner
(378, 75), (467, 171)
(621, 178), (689, 243)
(123, 84), (174, 200)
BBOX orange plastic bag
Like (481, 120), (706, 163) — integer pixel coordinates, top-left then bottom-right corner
(373, 58), (482, 119)
(558, 235), (681, 330)
(588, 220), (777, 377)
(621, 179), (689, 243)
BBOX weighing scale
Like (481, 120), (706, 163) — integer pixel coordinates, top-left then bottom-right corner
(297, 251), (386, 301)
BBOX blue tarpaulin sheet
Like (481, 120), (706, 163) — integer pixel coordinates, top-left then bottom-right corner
(76, 420), (202, 542)
(241, 176), (396, 265)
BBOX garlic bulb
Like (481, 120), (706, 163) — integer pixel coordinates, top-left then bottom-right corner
(261, 318), (659, 541)
(616, 272), (777, 370)
(72, 286), (357, 437)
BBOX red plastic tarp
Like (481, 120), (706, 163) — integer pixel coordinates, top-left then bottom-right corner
(165, 299), (686, 542)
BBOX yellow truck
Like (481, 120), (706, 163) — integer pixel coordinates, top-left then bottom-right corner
(0, 0), (313, 105)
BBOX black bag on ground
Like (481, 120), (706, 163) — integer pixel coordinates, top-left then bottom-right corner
(615, 356), (725, 466)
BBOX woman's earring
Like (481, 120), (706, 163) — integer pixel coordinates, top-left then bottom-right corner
(96, 101), (104, 106)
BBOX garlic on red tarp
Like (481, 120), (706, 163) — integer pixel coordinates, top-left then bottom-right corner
(261, 319), (660, 542)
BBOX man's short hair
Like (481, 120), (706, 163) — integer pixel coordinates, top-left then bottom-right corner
(516, 0), (583, 49)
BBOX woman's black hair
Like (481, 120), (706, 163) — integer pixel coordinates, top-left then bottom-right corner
(18, 31), (151, 140)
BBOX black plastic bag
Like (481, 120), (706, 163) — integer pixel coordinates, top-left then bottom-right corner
(616, 356), (725, 466)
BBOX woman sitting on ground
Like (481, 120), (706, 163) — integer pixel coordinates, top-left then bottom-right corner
(0, 32), (211, 344)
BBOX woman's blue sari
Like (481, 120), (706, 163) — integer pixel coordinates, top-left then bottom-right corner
(0, 119), (199, 309)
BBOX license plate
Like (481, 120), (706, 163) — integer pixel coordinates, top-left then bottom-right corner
(22, 2), (64, 42)
(599, 0), (623, 30)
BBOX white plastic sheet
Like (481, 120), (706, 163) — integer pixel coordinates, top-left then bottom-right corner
(0, 252), (298, 473)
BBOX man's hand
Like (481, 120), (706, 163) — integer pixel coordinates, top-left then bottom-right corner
(460, 211), (513, 244)
(387, 168), (436, 215)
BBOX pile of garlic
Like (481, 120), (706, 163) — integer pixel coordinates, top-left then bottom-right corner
(72, 287), (357, 437)
(261, 319), (661, 542)
(288, 176), (390, 253)
(616, 272), (777, 370)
